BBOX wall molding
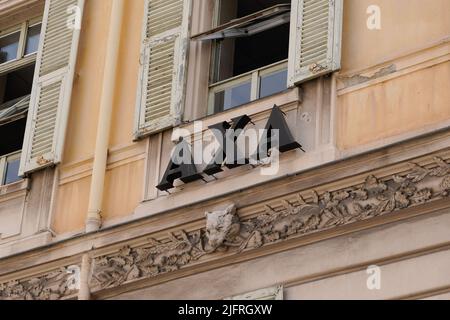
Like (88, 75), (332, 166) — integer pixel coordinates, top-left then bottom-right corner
(0, 139), (449, 299)
(59, 142), (147, 185)
(0, 131), (450, 298)
(88, 156), (450, 294)
(338, 37), (450, 95)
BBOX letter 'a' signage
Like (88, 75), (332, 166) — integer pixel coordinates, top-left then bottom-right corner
(156, 139), (203, 191)
(156, 105), (304, 192)
(257, 105), (304, 159)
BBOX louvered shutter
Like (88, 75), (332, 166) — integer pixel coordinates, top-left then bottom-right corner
(287, 0), (343, 87)
(134, 0), (192, 138)
(20, 0), (84, 175)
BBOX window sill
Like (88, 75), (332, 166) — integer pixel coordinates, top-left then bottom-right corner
(179, 86), (301, 134)
(0, 178), (29, 198)
(0, 53), (36, 75)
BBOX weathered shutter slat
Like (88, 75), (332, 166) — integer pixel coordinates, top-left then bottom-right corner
(134, 0), (192, 138)
(288, 0), (343, 86)
(20, 0), (84, 175)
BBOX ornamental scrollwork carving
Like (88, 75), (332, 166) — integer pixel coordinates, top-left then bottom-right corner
(90, 157), (450, 290)
(0, 266), (79, 300)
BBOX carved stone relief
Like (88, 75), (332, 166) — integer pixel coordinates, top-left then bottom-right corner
(0, 266), (79, 300)
(90, 157), (450, 290)
(1, 157), (448, 298)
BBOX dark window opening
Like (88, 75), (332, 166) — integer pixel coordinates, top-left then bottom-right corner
(202, 0), (291, 114)
(0, 118), (26, 156)
(0, 64), (34, 166)
(218, 0), (289, 25)
(232, 23), (289, 78)
(0, 64), (35, 107)
(213, 0), (290, 82)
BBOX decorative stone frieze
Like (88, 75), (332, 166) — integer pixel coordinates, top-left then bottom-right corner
(1, 156), (448, 298)
(90, 157), (450, 290)
(0, 266), (79, 300)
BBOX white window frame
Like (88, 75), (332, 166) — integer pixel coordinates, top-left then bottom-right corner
(0, 151), (22, 186)
(205, 1), (291, 115)
(0, 17), (42, 75)
(0, 17), (41, 186)
(208, 60), (288, 114)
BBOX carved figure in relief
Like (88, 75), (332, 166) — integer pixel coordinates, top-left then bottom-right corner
(204, 204), (243, 251)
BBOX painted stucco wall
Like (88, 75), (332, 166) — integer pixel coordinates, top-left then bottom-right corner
(111, 208), (450, 300)
(338, 0), (450, 151)
(52, 0), (146, 233)
(48, 0), (450, 236)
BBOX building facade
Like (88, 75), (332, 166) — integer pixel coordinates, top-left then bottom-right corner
(0, 0), (449, 300)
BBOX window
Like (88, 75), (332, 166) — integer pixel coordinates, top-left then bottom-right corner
(0, 18), (41, 185)
(0, 31), (20, 64)
(0, 19), (41, 68)
(192, 1), (291, 114)
(209, 61), (288, 114)
(0, 151), (21, 186)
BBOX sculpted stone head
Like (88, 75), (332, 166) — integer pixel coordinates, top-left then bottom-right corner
(205, 204), (240, 250)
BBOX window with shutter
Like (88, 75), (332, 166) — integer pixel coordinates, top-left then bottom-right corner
(192, 1), (292, 115)
(287, 0), (343, 87)
(134, 0), (192, 139)
(19, 0), (84, 175)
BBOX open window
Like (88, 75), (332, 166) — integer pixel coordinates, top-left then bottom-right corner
(190, 0), (343, 116)
(192, 0), (291, 114)
(0, 18), (41, 186)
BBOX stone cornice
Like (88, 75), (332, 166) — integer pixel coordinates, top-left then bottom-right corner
(88, 156), (450, 296)
(0, 130), (450, 299)
(0, 0), (43, 29)
(0, 265), (79, 300)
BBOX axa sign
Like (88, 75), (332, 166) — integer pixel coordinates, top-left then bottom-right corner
(157, 105), (304, 192)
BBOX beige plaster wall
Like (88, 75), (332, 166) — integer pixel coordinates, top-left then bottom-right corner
(111, 208), (450, 300)
(341, 0), (450, 74)
(49, 0), (450, 235)
(337, 61), (450, 150)
(52, 0), (146, 233)
(337, 0), (450, 151)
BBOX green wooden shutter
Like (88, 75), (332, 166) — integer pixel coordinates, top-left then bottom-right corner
(288, 0), (343, 86)
(134, 0), (192, 138)
(20, 0), (84, 175)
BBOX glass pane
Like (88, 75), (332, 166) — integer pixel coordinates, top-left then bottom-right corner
(4, 157), (21, 185)
(0, 32), (20, 64)
(214, 23), (289, 82)
(259, 69), (287, 99)
(214, 81), (251, 113)
(25, 24), (41, 55)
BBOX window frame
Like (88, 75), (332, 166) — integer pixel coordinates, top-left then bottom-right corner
(0, 150), (22, 186)
(0, 16), (42, 181)
(192, 3), (291, 41)
(207, 59), (288, 115)
(203, 1), (291, 115)
(0, 16), (42, 75)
